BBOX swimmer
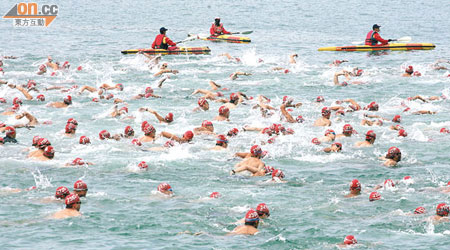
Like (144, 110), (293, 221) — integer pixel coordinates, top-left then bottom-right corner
(193, 120), (215, 135)
(214, 106), (230, 121)
(73, 180), (88, 197)
(369, 191), (381, 201)
(330, 59), (348, 66)
(66, 158), (94, 166)
(220, 53), (241, 63)
(345, 179), (361, 198)
(236, 203), (270, 224)
(402, 65), (421, 77)
(64, 123), (77, 136)
(29, 138), (50, 158)
(48, 95), (72, 108)
(137, 52), (161, 69)
(140, 123), (157, 142)
(191, 89), (224, 101)
(232, 145), (265, 175)
(379, 147), (401, 167)
(193, 97), (209, 112)
(431, 59), (450, 70)
(218, 92), (247, 110)
(314, 107), (331, 126)
(157, 182), (173, 196)
(2, 126), (18, 143)
(227, 128), (239, 137)
(336, 124), (354, 138)
(429, 203), (449, 223)
(160, 130), (194, 143)
(289, 53), (298, 64)
(153, 63), (178, 77)
(133, 86), (162, 99)
(337, 235), (357, 248)
(333, 71), (363, 86)
(280, 103), (303, 123)
(229, 209), (259, 235)
(33, 146), (55, 161)
(122, 126), (134, 139)
(323, 142), (342, 153)
(54, 186), (70, 200)
(230, 71), (251, 80)
(211, 134), (228, 150)
(271, 169), (286, 183)
(110, 105), (130, 118)
(355, 130), (376, 147)
(140, 108), (173, 124)
(37, 64), (47, 75)
(319, 129), (336, 142)
(51, 193), (82, 219)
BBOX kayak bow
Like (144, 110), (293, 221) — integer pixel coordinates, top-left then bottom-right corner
(318, 43), (436, 52)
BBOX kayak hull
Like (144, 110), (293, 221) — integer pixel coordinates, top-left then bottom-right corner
(318, 43), (436, 52)
(121, 47), (211, 55)
(200, 34), (251, 44)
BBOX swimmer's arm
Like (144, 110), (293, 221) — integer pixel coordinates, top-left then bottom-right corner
(209, 80), (221, 90)
(14, 85), (33, 100)
(157, 75), (169, 88)
(100, 84), (115, 90)
(329, 106), (344, 111)
(0, 79), (8, 85)
(289, 54), (297, 64)
(160, 132), (181, 142)
(280, 104), (296, 123)
(323, 147), (332, 153)
(333, 72), (341, 85)
(215, 98), (228, 103)
(364, 114), (382, 119)
(234, 152), (249, 158)
(151, 111), (166, 123)
(242, 126), (262, 132)
(191, 89), (210, 96)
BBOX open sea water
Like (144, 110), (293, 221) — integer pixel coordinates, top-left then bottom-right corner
(1, 0), (450, 249)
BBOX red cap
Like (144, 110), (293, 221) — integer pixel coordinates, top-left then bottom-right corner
(296, 115), (305, 123)
(120, 106), (128, 113)
(355, 69), (364, 76)
(413, 71), (421, 77)
(77, 66), (82, 71)
(124, 126), (134, 136)
(5, 126), (16, 136)
(387, 146), (401, 156)
(43, 146), (55, 158)
(405, 65), (414, 74)
(403, 176), (411, 180)
(210, 192), (220, 198)
(65, 123), (77, 133)
(115, 83), (124, 91)
(183, 130), (194, 140)
(39, 64), (46, 71)
(0, 98), (6, 103)
(198, 97), (207, 106)
(369, 192), (381, 201)
(216, 134), (228, 144)
(325, 129), (335, 136)
(414, 206), (426, 214)
(366, 130), (376, 140)
(398, 129), (407, 137)
(367, 101), (379, 111)
(32, 136), (41, 146)
(264, 165), (274, 174)
(250, 145), (262, 157)
(272, 169), (285, 179)
(256, 203), (270, 216)
(230, 92), (239, 101)
(64, 95), (72, 104)
(65, 193), (80, 205)
(99, 130), (111, 140)
(244, 209), (260, 223)
(141, 121), (149, 131)
(219, 105), (229, 115)
(384, 179), (395, 188)
(55, 186), (70, 199)
(71, 158), (85, 165)
(67, 118), (78, 125)
(344, 235), (357, 245)
(164, 140), (175, 148)
(392, 115), (401, 123)
(165, 113), (174, 122)
(92, 97), (99, 102)
(311, 138), (321, 145)
(157, 182), (172, 192)
(350, 179), (361, 191)
(436, 203), (449, 216)
(79, 136), (90, 144)
(343, 124), (353, 134)
(321, 107), (330, 117)
(143, 124), (156, 136)
(227, 128), (239, 137)
(27, 80), (37, 89)
(36, 94), (45, 101)
(37, 138), (51, 149)
(63, 61), (70, 67)
(201, 120), (213, 127)
(316, 96), (324, 102)
(73, 180), (88, 191)
(13, 97), (22, 105)
(440, 128), (449, 133)
(138, 161), (148, 169)
(145, 86), (153, 94)
(132, 138), (142, 146)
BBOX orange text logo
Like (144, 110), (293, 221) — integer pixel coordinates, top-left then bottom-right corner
(3, 3), (58, 27)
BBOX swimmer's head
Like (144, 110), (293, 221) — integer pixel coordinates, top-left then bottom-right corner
(119, 106), (128, 114)
(250, 145), (262, 157)
(79, 136), (90, 145)
(43, 146), (55, 159)
(201, 120), (213, 128)
(138, 161), (148, 169)
(256, 203), (270, 218)
(36, 94), (45, 101)
(165, 113), (174, 122)
(73, 180), (88, 197)
(32, 136), (41, 147)
(261, 127), (272, 136)
(71, 158), (85, 166)
(316, 96), (324, 103)
(349, 179), (361, 192)
(321, 107), (331, 119)
(65, 123), (77, 134)
(99, 130), (111, 140)
(312, 138), (321, 145)
(210, 192), (220, 198)
(343, 124), (353, 136)
(218, 106), (230, 116)
(67, 118), (78, 126)
(124, 126), (134, 137)
(272, 169), (285, 180)
(405, 66), (414, 74)
(367, 101), (379, 111)
(4, 126), (15, 138)
(414, 206), (426, 214)
(296, 115), (305, 123)
(27, 80), (36, 89)
(324, 129), (336, 139)
(55, 186), (70, 199)
(13, 97), (22, 105)
(369, 192), (381, 201)
(264, 165), (274, 174)
(39, 64), (47, 72)
(283, 96), (294, 104)
(216, 134), (228, 146)
(143, 124), (156, 136)
(157, 182), (173, 195)
(392, 115), (401, 123)
(145, 87), (154, 94)
(37, 138), (51, 149)
(229, 93), (239, 103)
(115, 83), (124, 91)
(413, 71), (421, 76)
(198, 97), (208, 108)
(355, 69), (364, 76)
(384, 179), (395, 189)
(63, 95), (72, 105)
(344, 235), (357, 245)
(183, 130), (194, 141)
(365, 130), (376, 142)
(131, 138), (142, 146)
(436, 203), (449, 216)
(386, 147), (401, 161)
(141, 121), (149, 131)
(65, 193), (81, 210)
(440, 128), (449, 134)
(398, 129), (407, 137)
(227, 128), (239, 137)
(244, 209), (260, 228)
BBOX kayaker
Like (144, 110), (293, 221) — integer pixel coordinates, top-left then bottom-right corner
(210, 17), (231, 36)
(152, 27), (177, 50)
(365, 24), (392, 46)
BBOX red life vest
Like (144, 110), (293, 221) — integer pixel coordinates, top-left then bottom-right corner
(154, 34), (168, 49)
(365, 31), (377, 45)
(212, 24), (224, 35)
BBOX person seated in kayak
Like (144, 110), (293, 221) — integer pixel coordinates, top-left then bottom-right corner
(365, 24), (393, 46)
(152, 27), (177, 50)
(210, 17), (231, 36)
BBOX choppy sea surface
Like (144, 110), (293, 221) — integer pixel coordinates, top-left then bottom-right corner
(1, 0), (450, 249)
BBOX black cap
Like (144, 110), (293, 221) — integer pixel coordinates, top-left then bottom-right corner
(160, 27), (168, 33)
(373, 24), (381, 29)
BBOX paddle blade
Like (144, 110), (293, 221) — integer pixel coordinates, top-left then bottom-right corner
(396, 36), (411, 42)
(231, 30), (253, 35)
(351, 41), (364, 45)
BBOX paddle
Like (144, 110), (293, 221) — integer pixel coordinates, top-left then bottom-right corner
(175, 36), (198, 44)
(231, 30), (253, 35)
(351, 36), (412, 45)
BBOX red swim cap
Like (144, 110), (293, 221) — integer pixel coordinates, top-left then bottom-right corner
(71, 158), (85, 166)
(39, 64), (46, 71)
(403, 176), (411, 180)
(210, 192), (220, 198)
(272, 169), (285, 179)
(256, 203), (270, 217)
(321, 107), (330, 117)
(413, 71), (421, 77)
(37, 138), (51, 149)
(198, 97), (207, 107)
(5, 126), (16, 136)
(325, 129), (336, 136)
(164, 140), (175, 148)
(64, 95), (72, 105)
(311, 138), (321, 145)
(65, 123), (77, 133)
(387, 146), (401, 156)
(398, 129), (407, 137)
(141, 121), (149, 131)
(264, 165), (274, 174)
(218, 105), (229, 115)
(79, 136), (90, 144)
(157, 182), (172, 192)
(436, 203), (449, 216)
(183, 130), (194, 140)
(145, 87), (154, 94)
(138, 161), (148, 169)
(165, 113), (173, 122)
(43, 146), (55, 158)
(0, 98), (6, 103)
(55, 186), (70, 199)
(74, 180), (88, 191)
(405, 66), (414, 74)
(99, 130), (111, 140)
(230, 93), (239, 101)
(115, 83), (124, 91)
(63, 61), (70, 67)
(36, 94), (45, 101)
(344, 235), (357, 245)
(124, 126), (134, 136)
(32, 136), (41, 146)
(440, 128), (449, 133)
(316, 96), (324, 102)
(77, 66), (82, 71)
(350, 179), (361, 191)
(65, 193), (80, 206)
(227, 128), (239, 137)
(201, 120), (213, 127)
(67, 118), (78, 126)
(366, 130), (376, 140)
(216, 134), (228, 144)
(367, 101), (379, 111)
(343, 124), (353, 134)
(13, 97), (22, 105)
(355, 69), (364, 76)
(261, 127), (272, 136)
(92, 98), (99, 102)
(245, 209), (260, 223)
(120, 106), (128, 113)
(369, 192), (381, 201)
(27, 80), (37, 89)
(143, 124), (155, 136)
(132, 138), (142, 146)
(296, 116), (305, 123)
(384, 179), (395, 188)
(250, 145), (262, 157)
(414, 206), (426, 214)
(392, 115), (401, 123)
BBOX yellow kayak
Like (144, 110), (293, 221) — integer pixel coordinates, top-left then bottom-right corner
(121, 47), (211, 55)
(197, 34), (251, 44)
(318, 43), (435, 52)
